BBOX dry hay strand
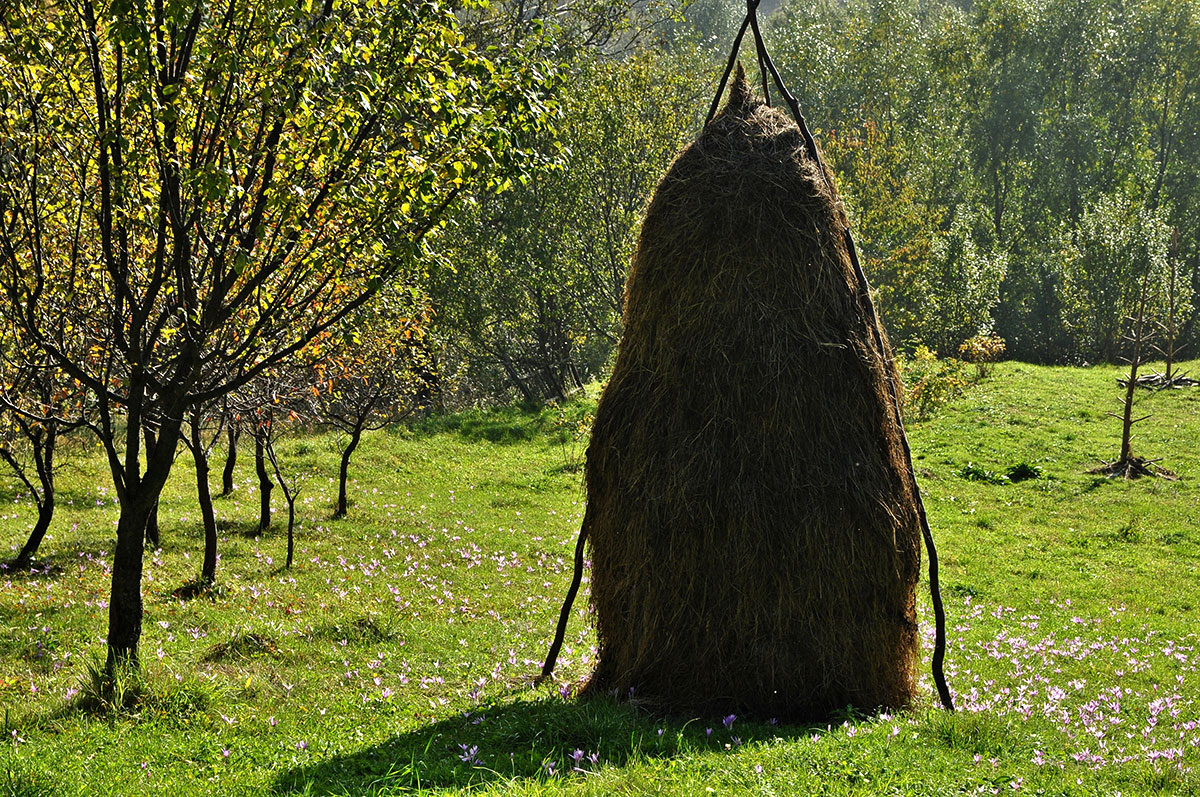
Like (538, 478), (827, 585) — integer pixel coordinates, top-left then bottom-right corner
(581, 68), (921, 720)
(1089, 456), (1177, 480)
(1117, 372), (1200, 390)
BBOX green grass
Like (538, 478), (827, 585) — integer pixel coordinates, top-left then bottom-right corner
(1, 363), (1199, 795)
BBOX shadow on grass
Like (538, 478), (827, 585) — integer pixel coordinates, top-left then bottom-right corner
(218, 517), (276, 539)
(408, 402), (550, 445)
(272, 694), (819, 795)
(306, 614), (397, 645)
(407, 398), (596, 446)
(1, 541), (115, 581)
(0, 482), (112, 510)
(0, 558), (66, 579)
(169, 578), (224, 601)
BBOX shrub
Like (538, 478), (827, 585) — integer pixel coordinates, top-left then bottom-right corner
(898, 347), (967, 421)
(957, 462), (1008, 484)
(956, 461), (1044, 484)
(958, 333), (1007, 379)
(1005, 462), (1044, 482)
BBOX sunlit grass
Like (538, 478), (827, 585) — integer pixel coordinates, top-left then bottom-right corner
(1, 362), (1198, 794)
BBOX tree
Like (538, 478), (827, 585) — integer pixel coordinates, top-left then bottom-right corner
(964, 0), (1041, 250)
(233, 364), (313, 568)
(1096, 267), (1174, 480)
(308, 293), (432, 519)
(219, 398), (239, 496)
(0, 352), (86, 568)
(456, 0), (677, 56)
(0, 0), (554, 671)
(181, 398), (229, 586)
(252, 422), (274, 535)
(922, 213), (1009, 354)
(0, 403), (59, 570)
(822, 122), (1006, 354)
(430, 45), (705, 401)
(1156, 228), (1192, 381)
(263, 418), (302, 570)
(1060, 193), (1173, 362)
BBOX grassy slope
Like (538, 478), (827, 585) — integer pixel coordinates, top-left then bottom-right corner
(0, 364), (1198, 795)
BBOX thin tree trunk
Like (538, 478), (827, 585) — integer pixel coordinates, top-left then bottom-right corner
(335, 428), (361, 519)
(192, 413), (219, 585)
(13, 428), (55, 569)
(143, 427), (160, 548)
(255, 431), (272, 533)
(286, 490), (296, 568)
(418, 338), (443, 412)
(1119, 363), (1140, 463)
(221, 424), (239, 497)
(495, 348), (537, 403)
(1119, 270), (1153, 464)
(1164, 230), (1180, 381)
(14, 501), (53, 570)
(263, 435), (298, 568)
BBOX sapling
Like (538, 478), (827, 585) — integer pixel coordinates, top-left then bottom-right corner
(1095, 268), (1174, 479)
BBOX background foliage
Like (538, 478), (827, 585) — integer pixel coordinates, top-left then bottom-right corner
(425, 0), (1200, 402)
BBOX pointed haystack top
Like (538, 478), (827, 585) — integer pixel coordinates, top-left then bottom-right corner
(722, 62), (753, 118)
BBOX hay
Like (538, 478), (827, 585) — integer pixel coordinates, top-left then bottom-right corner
(581, 68), (921, 719)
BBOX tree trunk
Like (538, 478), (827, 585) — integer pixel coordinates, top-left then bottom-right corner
(192, 414), (219, 585)
(221, 424), (239, 497)
(12, 427), (56, 569)
(143, 427), (160, 548)
(286, 490), (296, 568)
(495, 348), (537, 403)
(409, 336), (442, 413)
(106, 404), (185, 673)
(255, 432), (272, 533)
(106, 498), (152, 671)
(1119, 362), (1139, 463)
(144, 500), (160, 548)
(1164, 229), (1180, 381)
(1119, 270), (1153, 464)
(14, 500), (54, 570)
(335, 428), (361, 519)
(264, 435), (298, 568)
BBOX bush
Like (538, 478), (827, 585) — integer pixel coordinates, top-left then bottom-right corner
(958, 333), (1007, 379)
(898, 346), (967, 421)
(957, 462), (1009, 484)
(956, 461), (1044, 484)
(1005, 462), (1044, 482)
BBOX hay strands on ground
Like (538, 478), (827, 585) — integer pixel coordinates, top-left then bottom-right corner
(1089, 456), (1178, 480)
(1117, 370), (1200, 389)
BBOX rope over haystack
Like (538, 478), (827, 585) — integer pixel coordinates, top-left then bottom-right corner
(579, 67), (922, 719)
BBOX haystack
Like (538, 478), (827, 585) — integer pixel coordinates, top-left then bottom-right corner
(581, 70), (922, 719)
